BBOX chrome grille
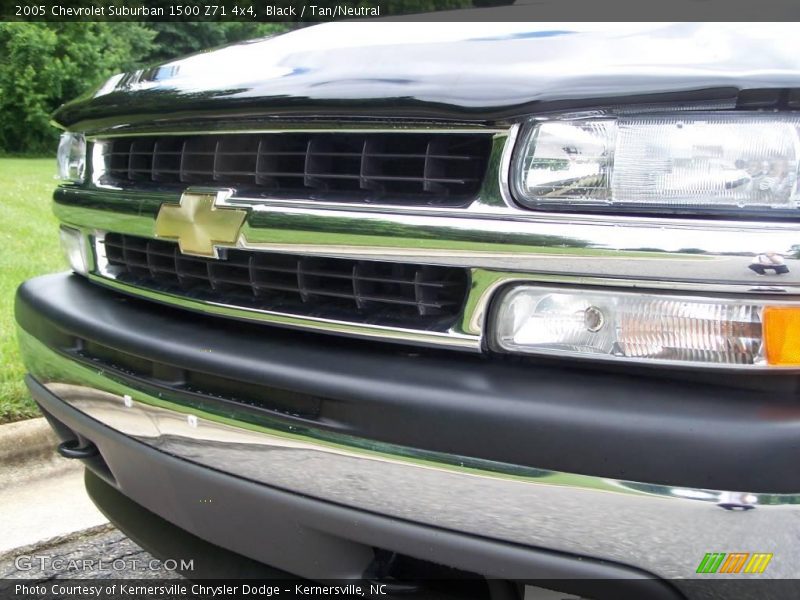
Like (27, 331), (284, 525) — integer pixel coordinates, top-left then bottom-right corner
(100, 234), (469, 328)
(98, 132), (493, 204)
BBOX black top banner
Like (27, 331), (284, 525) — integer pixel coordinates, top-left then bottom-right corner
(1, 0), (799, 22)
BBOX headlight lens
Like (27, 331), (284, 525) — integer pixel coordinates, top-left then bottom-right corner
(494, 285), (800, 368)
(59, 226), (89, 275)
(513, 113), (800, 215)
(56, 133), (86, 182)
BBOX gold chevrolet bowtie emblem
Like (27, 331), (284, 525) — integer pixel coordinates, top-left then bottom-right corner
(154, 189), (247, 258)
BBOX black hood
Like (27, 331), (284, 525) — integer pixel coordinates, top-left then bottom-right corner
(54, 22), (800, 131)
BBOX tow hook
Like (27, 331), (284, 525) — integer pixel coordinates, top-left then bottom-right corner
(57, 437), (99, 459)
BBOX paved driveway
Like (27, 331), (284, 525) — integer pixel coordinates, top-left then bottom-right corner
(0, 525), (181, 580)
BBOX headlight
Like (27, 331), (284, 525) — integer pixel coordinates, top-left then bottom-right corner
(512, 113), (800, 216)
(493, 285), (800, 368)
(59, 226), (89, 275)
(56, 132), (86, 182)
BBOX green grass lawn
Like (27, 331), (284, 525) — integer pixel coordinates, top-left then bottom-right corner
(0, 158), (64, 423)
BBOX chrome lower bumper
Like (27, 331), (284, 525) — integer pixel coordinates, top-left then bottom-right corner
(19, 329), (800, 583)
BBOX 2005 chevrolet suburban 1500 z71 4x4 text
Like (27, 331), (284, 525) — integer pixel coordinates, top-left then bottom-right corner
(15, 22), (800, 600)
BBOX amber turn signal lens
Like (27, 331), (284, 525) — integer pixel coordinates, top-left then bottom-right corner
(763, 307), (800, 366)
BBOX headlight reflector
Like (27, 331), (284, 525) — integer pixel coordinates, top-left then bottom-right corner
(56, 132), (86, 182)
(513, 113), (800, 215)
(494, 285), (800, 368)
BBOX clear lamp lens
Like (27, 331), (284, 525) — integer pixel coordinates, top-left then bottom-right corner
(56, 133), (86, 182)
(494, 286), (784, 367)
(59, 226), (89, 275)
(515, 114), (800, 213)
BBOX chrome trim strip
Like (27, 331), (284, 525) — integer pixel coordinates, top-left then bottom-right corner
(84, 121), (507, 139)
(493, 122), (519, 209)
(56, 191), (800, 294)
(19, 330), (800, 580)
(87, 126), (508, 139)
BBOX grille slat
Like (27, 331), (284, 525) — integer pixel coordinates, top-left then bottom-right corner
(102, 234), (468, 329)
(100, 132), (492, 204)
(250, 265), (458, 288)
